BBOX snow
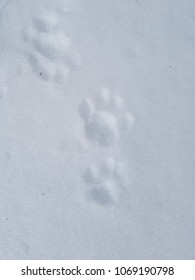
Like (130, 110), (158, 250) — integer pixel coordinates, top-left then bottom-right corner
(0, 0), (195, 259)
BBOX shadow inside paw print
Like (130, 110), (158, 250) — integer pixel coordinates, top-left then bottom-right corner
(91, 182), (119, 205)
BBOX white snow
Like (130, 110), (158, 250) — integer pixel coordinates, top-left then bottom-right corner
(0, 0), (195, 259)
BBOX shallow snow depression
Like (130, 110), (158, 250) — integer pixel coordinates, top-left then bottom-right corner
(0, 0), (195, 259)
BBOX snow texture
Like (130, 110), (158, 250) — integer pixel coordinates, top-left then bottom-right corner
(0, 0), (194, 259)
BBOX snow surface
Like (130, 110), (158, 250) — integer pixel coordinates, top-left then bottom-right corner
(0, 0), (195, 259)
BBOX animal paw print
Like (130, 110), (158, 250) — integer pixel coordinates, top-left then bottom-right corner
(84, 158), (125, 205)
(79, 88), (134, 147)
(23, 11), (81, 83)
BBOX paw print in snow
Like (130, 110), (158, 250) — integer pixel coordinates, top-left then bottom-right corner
(84, 158), (125, 205)
(79, 88), (134, 147)
(23, 11), (81, 83)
